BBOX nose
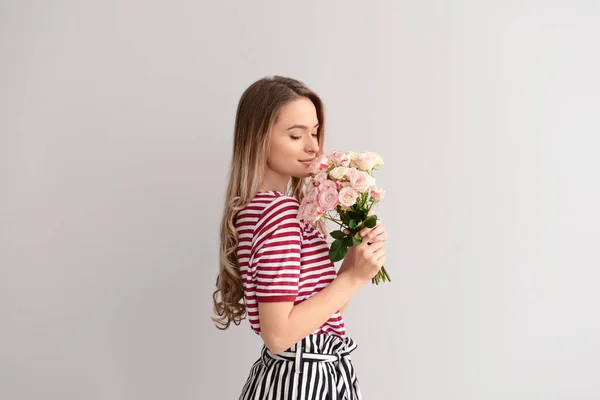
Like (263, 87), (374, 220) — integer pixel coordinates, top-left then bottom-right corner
(306, 136), (319, 154)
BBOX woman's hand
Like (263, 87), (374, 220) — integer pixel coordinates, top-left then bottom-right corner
(345, 233), (386, 284)
(344, 211), (388, 245)
(359, 216), (387, 245)
(341, 212), (388, 284)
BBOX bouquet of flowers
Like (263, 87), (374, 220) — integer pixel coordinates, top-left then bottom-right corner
(299, 150), (391, 284)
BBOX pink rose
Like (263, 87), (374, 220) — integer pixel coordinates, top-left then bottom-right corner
(317, 187), (339, 211)
(318, 156), (330, 171)
(336, 181), (352, 190)
(330, 150), (352, 167)
(371, 186), (386, 200)
(343, 167), (357, 180)
(319, 179), (337, 192)
(308, 155), (330, 175)
(338, 186), (359, 209)
(305, 185), (319, 203)
(313, 171), (328, 185)
(301, 201), (322, 223)
(297, 201), (306, 220)
(350, 170), (372, 193)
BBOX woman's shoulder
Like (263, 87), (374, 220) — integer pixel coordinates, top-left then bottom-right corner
(255, 190), (299, 211)
(251, 191), (329, 240)
(255, 190), (300, 222)
(257, 190), (299, 202)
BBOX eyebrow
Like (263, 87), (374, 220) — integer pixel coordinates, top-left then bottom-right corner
(286, 123), (320, 131)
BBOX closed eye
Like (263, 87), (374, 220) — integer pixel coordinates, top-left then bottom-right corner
(291, 133), (319, 140)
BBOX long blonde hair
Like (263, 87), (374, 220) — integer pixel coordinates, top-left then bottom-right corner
(212, 76), (330, 330)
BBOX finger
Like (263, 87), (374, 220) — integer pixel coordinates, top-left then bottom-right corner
(369, 229), (387, 243)
(358, 235), (380, 248)
(358, 236), (371, 248)
(373, 250), (386, 265)
(360, 223), (379, 237)
(372, 249), (385, 264)
(368, 235), (385, 244)
(360, 216), (383, 237)
(373, 246), (385, 256)
(365, 240), (385, 252)
(359, 227), (372, 237)
(364, 224), (383, 240)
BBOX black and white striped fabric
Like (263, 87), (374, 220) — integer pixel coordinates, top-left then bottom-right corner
(239, 333), (363, 400)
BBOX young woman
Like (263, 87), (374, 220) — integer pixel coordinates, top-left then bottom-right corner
(213, 76), (388, 400)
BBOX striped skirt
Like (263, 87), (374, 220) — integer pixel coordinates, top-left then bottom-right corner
(239, 333), (363, 400)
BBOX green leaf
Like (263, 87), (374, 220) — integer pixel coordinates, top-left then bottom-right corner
(329, 239), (348, 262)
(343, 235), (354, 247)
(330, 230), (345, 240)
(364, 215), (378, 228)
(349, 219), (357, 229)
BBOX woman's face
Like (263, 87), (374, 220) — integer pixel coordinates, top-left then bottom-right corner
(262, 98), (320, 190)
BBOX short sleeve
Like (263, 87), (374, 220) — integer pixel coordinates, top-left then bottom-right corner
(251, 196), (302, 303)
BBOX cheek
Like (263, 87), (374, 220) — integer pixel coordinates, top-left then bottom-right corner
(266, 141), (282, 164)
(266, 148), (292, 170)
(266, 139), (304, 171)
(273, 142), (297, 160)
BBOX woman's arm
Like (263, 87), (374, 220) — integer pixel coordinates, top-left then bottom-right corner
(257, 212), (387, 354)
(337, 246), (357, 314)
(258, 270), (364, 354)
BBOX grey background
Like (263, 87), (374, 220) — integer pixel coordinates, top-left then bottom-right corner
(2, 1), (599, 399)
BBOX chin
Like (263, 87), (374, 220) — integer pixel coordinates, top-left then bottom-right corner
(299, 170), (312, 179)
(289, 173), (310, 181)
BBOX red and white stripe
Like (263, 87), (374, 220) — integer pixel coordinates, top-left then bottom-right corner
(235, 190), (346, 338)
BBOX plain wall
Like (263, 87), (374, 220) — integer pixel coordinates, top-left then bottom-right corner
(1, 1), (599, 399)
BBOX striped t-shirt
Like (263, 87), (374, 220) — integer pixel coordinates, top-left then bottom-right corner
(235, 190), (346, 338)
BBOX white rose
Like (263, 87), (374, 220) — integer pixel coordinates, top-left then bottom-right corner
(373, 152), (384, 168)
(354, 152), (379, 171)
(329, 166), (347, 180)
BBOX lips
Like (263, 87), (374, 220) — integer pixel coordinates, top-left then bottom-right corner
(299, 159), (315, 163)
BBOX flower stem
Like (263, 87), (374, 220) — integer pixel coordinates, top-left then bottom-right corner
(321, 214), (343, 225)
(371, 265), (391, 285)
